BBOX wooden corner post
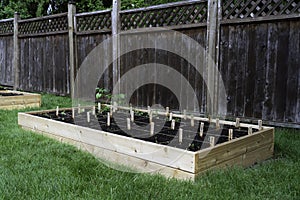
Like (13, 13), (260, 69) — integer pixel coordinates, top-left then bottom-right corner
(68, 1), (76, 98)
(112, 0), (121, 93)
(13, 12), (20, 90)
(206, 0), (221, 117)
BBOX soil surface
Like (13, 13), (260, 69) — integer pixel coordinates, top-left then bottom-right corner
(34, 108), (258, 152)
(0, 92), (23, 96)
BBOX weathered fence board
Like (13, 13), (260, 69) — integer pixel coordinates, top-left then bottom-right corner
(219, 19), (300, 124)
(0, 36), (14, 86)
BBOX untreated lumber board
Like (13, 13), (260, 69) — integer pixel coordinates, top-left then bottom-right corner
(0, 90), (41, 109)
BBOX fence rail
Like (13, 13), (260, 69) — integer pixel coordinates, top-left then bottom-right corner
(0, 0), (299, 128)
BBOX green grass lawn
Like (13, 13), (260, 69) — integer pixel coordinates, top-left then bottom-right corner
(0, 94), (299, 199)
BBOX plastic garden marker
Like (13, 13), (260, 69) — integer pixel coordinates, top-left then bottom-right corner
(179, 128), (183, 143)
(216, 118), (220, 129)
(235, 118), (240, 128)
(56, 106), (59, 116)
(107, 112), (110, 126)
(150, 122), (154, 136)
(171, 119), (175, 130)
(130, 110), (134, 122)
(183, 109), (187, 120)
(191, 115), (194, 127)
(166, 107), (169, 116)
(169, 112), (173, 121)
(248, 126), (253, 135)
(72, 107), (75, 118)
(78, 104), (81, 114)
(127, 118), (131, 130)
(87, 112), (90, 123)
(209, 136), (215, 147)
(229, 129), (233, 140)
(147, 106), (151, 114)
(98, 102), (101, 111)
(149, 111), (153, 123)
(258, 120), (263, 130)
(92, 106), (96, 115)
(200, 122), (204, 137)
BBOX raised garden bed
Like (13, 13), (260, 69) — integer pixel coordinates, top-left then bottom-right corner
(18, 106), (274, 180)
(0, 90), (41, 110)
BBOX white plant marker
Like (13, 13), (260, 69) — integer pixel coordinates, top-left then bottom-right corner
(87, 112), (90, 123)
(78, 104), (81, 114)
(229, 129), (234, 140)
(216, 118), (220, 129)
(127, 118), (131, 130)
(110, 106), (113, 117)
(191, 115), (194, 127)
(56, 106), (59, 116)
(171, 119), (175, 130)
(92, 106), (96, 115)
(166, 107), (169, 116)
(149, 111), (153, 123)
(72, 107), (75, 119)
(150, 122), (155, 136)
(130, 105), (133, 114)
(97, 102), (101, 111)
(235, 118), (240, 128)
(248, 126), (253, 135)
(113, 101), (117, 112)
(107, 112), (110, 126)
(258, 120), (263, 130)
(130, 110), (134, 122)
(199, 122), (204, 137)
(179, 128), (183, 143)
(169, 112), (173, 121)
(183, 109), (187, 120)
(147, 106), (151, 114)
(209, 136), (215, 147)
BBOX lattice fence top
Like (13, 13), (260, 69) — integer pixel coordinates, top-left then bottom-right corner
(223, 0), (300, 20)
(121, 0), (208, 30)
(19, 14), (68, 35)
(76, 10), (111, 32)
(0, 19), (13, 35)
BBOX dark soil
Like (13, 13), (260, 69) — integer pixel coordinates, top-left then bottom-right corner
(0, 92), (23, 96)
(34, 108), (258, 152)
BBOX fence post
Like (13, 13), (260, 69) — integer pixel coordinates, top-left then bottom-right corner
(68, 1), (76, 98)
(112, 0), (121, 93)
(13, 12), (20, 90)
(206, 0), (221, 116)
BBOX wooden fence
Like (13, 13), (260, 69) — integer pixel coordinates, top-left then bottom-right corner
(0, 0), (299, 128)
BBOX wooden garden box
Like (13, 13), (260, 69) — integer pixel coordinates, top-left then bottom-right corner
(0, 90), (41, 110)
(18, 108), (274, 181)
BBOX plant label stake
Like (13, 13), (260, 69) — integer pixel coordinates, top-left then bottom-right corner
(179, 128), (183, 144)
(258, 120), (263, 130)
(191, 115), (194, 127)
(113, 101), (117, 112)
(171, 119), (175, 130)
(235, 118), (240, 128)
(199, 122), (204, 137)
(228, 129), (233, 141)
(56, 106), (59, 116)
(98, 102), (101, 111)
(87, 112), (90, 123)
(248, 126), (253, 135)
(130, 110), (134, 122)
(216, 118), (220, 129)
(183, 109), (187, 120)
(107, 112), (110, 126)
(209, 136), (215, 147)
(127, 118), (131, 130)
(150, 122), (154, 136)
(149, 111), (153, 123)
(92, 106), (96, 115)
(169, 112), (173, 121)
(78, 104), (81, 114)
(110, 106), (113, 117)
(147, 106), (151, 114)
(72, 107), (75, 119)
(166, 107), (169, 116)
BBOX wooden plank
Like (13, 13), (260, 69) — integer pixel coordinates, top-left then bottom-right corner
(0, 90), (41, 109)
(195, 128), (274, 173)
